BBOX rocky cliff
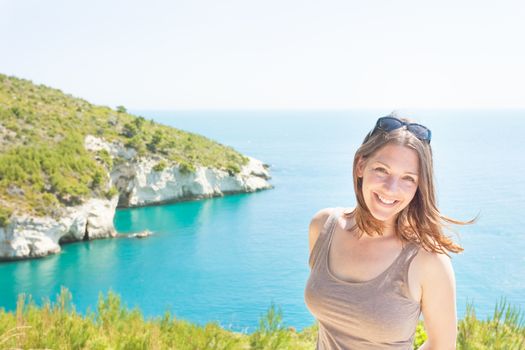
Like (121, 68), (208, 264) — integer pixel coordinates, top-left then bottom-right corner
(0, 135), (272, 261)
(85, 135), (272, 207)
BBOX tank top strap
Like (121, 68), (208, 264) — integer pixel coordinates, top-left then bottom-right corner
(394, 241), (421, 300)
(322, 207), (343, 236)
(401, 242), (421, 271)
(308, 207), (343, 269)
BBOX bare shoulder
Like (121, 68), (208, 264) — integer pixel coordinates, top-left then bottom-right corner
(308, 207), (355, 253)
(308, 208), (333, 253)
(412, 247), (455, 288)
(416, 248), (453, 269)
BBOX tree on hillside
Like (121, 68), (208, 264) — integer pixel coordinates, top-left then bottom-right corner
(147, 130), (164, 153)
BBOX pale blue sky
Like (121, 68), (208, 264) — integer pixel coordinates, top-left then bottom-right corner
(1, 0), (524, 109)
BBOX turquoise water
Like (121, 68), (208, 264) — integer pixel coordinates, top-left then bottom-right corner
(1, 110), (524, 332)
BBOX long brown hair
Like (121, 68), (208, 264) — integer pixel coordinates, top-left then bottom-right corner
(346, 113), (477, 254)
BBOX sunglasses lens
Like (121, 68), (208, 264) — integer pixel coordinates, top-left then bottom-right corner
(407, 125), (430, 141)
(376, 117), (431, 143)
(378, 117), (403, 131)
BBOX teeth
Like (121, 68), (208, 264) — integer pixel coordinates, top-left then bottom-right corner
(378, 194), (396, 205)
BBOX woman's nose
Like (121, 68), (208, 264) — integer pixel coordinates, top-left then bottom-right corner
(383, 176), (400, 194)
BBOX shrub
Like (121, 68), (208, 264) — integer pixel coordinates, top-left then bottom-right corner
(249, 303), (291, 350)
(456, 299), (525, 349)
(147, 130), (164, 153)
(116, 105), (127, 113)
(413, 323), (428, 349)
(226, 163), (241, 175)
(124, 136), (146, 156)
(178, 161), (196, 174)
(122, 122), (139, 138)
(104, 186), (118, 200)
(33, 193), (60, 216)
(0, 206), (13, 227)
(133, 116), (146, 130)
(96, 149), (113, 169)
(153, 160), (168, 172)
(90, 169), (105, 190)
(10, 106), (22, 118)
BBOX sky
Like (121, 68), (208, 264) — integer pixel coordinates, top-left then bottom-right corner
(1, 0), (524, 110)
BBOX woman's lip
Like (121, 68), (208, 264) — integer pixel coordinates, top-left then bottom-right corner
(374, 192), (398, 206)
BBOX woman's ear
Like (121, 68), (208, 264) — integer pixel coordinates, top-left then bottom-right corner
(356, 156), (366, 177)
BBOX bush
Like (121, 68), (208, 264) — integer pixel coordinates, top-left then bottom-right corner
(96, 149), (113, 169)
(33, 192), (60, 217)
(147, 130), (164, 153)
(178, 161), (196, 174)
(153, 160), (168, 172)
(226, 163), (241, 175)
(105, 186), (119, 200)
(456, 299), (525, 349)
(116, 105), (127, 113)
(0, 206), (13, 227)
(133, 116), (146, 130)
(413, 322), (428, 349)
(124, 136), (146, 156)
(249, 303), (291, 350)
(10, 106), (22, 118)
(122, 122), (139, 138)
(90, 169), (105, 190)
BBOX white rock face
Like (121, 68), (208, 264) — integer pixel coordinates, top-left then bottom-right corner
(84, 134), (136, 160)
(112, 154), (272, 207)
(0, 197), (118, 260)
(0, 135), (272, 260)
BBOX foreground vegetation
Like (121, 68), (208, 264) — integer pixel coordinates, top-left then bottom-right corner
(0, 288), (523, 349)
(0, 73), (249, 226)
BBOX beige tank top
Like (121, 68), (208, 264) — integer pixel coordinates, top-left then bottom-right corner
(304, 207), (421, 350)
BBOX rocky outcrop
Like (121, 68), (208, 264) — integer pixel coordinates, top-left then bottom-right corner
(0, 135), (272, 260)
(0, 196), (118, 260)
(85, 134), (137, 160)
(83, 135), (272, 207)
(111, 154), (272, 207)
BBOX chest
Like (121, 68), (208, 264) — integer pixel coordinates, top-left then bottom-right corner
(305, 247), (421, 345)
(328, 227), (403, 283)
(326, 220), (422, 303)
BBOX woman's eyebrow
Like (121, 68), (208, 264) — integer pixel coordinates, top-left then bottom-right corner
(375, 161), (419, 176)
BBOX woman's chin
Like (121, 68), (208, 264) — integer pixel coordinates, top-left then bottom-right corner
(369, 208), (397, 224)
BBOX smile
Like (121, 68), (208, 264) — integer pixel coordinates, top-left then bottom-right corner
(374, 192), (398, 206)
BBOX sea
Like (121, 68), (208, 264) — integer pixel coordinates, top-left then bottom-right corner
(1, 109), (524, 333)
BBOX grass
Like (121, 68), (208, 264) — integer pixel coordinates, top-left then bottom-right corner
(456, 300), (525, 350)
(0, 288), (523, 349)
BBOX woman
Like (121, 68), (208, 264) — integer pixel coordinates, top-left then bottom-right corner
(304, 113), (475, 349)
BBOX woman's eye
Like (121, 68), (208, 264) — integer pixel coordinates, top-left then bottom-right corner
(404, 177), (416, 183)
(374, 167), (386, 173)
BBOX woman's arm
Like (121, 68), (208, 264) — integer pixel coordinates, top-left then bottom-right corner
(417, 251), (458, 350)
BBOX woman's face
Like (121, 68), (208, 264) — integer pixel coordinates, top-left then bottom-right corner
(357, 143), (420, 227)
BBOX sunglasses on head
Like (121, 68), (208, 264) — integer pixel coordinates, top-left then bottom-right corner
(372, 116), (432, 144)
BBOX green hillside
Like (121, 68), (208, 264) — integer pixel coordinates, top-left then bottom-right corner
(0, 73), (249, 226)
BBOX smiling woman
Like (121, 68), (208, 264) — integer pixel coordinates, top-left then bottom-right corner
(304, 112), (477, 350)
(357, 144), (420, 225)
